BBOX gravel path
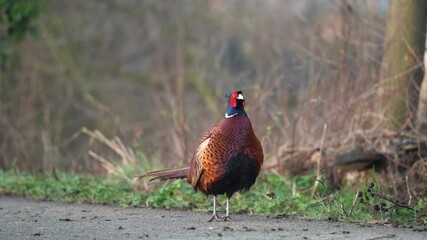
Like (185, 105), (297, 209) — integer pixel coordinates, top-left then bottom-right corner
(0, 196), (425, 240)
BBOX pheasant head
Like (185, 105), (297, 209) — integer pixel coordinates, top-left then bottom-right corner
(225, 90), (246, 118)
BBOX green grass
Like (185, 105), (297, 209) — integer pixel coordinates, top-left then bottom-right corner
(0, 169), (426, 226)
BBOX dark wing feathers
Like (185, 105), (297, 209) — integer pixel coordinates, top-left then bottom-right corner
(189, 125), (233, 194)
(189, 136), (210, 188)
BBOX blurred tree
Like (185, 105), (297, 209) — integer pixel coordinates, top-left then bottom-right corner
(0, 0), (41, 70)
(0, 0), (41, 169)
(417, 38), (427, 133)
(377, 0), (427, 131)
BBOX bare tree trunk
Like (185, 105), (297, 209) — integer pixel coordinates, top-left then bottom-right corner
(377, 0), (427, 132)
(416, 37), (427, 133)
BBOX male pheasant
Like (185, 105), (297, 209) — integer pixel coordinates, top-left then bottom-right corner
(138, 90), (264, 221)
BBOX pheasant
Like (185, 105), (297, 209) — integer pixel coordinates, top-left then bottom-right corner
(138, 90), (264, 221)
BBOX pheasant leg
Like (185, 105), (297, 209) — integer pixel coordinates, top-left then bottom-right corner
(208, 196), (222, 222)
(224, 197), (231, 221)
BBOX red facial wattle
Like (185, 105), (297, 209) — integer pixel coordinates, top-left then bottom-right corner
(229, 92), (238, 107)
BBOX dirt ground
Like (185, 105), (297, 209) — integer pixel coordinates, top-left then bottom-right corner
(0, 196), (425, 240)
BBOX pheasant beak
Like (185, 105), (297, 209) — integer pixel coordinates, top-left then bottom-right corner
(237, 93), (244, 100)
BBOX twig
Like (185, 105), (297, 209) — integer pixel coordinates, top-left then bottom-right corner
(336, 197), (348, 217)
(366, 234), (397, 240)
(312, 123), (327, 197)
(348, 190), (360, 216)
(313, 193), (331, 212)
(405, 175), (413, 205)
(371, 191), (414, 211)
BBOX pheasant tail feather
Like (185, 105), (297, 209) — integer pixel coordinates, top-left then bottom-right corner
(137, 167), (190, 181)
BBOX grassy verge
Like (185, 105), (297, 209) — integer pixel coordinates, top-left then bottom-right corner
(0, 169), (425, 226)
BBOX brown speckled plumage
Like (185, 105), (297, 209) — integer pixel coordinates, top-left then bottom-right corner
(138, 90), (263, 221)
(188, 114), (263, 197)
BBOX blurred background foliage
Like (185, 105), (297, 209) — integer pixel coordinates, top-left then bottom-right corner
(0, 0), (405, 175)
(0, 0), (41, 69)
